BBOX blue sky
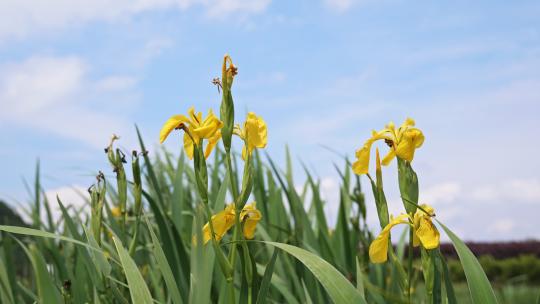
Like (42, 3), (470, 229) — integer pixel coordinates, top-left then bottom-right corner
(0, 0), (539, 240)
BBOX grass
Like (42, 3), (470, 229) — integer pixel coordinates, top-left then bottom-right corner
(415, 283), (539, 304)
(0, 55), (521, 303)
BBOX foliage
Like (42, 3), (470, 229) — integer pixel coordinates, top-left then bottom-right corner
(448, 255), (540, 284)
(0, 200), (27, 227)
(0, 56), (503, 304)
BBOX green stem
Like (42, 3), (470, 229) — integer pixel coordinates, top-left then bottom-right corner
(228, 279), (236, 304)
(226, 152), (239, 201)
(408, 227), (414, 303)
(128, 215), (141, 256)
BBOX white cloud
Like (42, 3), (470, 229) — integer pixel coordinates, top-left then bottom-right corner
(489, 218), (516, 234)
(0, 55), (137, 148)
(95, 76), (138, 92)
(13, 185), (89, 224)
(421, 182), (461, 205)
(471, 178), (540, 203)
(44, 185), (90, 222)
(320, 176), (341, 223)
(205, 0), (271, 19)
(0, 0), (271, 42)
(324, 0), (356, 12)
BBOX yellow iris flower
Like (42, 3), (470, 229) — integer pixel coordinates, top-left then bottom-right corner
(234, 112), (267, 160)
(352, 118), (424, 175)
(111, 206), (122, 218)
(199, 202), (262, 245)
(369, 204), (440, 263)
(160, 107), (223, 159)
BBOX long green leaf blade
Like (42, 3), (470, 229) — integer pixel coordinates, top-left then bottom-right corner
(145, 218), (183, 304)
(112, 237), (154, 304)
(263, 242), (366, 304)
(438, 221), (498, 304)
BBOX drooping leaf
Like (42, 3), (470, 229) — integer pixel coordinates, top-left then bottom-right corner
(145, 217), (183, 304)
(438, 221), (498, 304)
(112, 237), (154, 304)
(263, 242), (366, 304)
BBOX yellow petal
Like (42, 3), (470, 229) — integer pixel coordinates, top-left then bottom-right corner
(183, 132), (195, 160)
(369, 230), (392, 263)
(369, 214), (409, 263)
(240, 203), (262, 239)
(352, 145), (371, 175)
(352, 130), (391, 175)
(415, 217), (440, 249)
(243, 112), (267, 157)
(193, 110), (223, 139)
(410, 128), (425, 148)
(418, 204), (435, 216)
(187, 106), (199, 125)
(241, 145), (248, 161)
(233, 124), (243, 138)
(201, 205), (236, 244)
(159, 114), (190, 144)
(395, 128), (424, 162)
(413, 230), (421, 247)
(392, 117), (423, 162)
(381, 149), (396, 166)
(204, 130), (221, 159)
(400, 118), (415, 129)
(111, 207), (121, 217)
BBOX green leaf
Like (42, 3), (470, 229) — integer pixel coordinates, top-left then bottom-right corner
(263, 242), (366, 304)
(0, 256), (14, 304)
(189, 207), (215, 304)
(145, 218), (183, 304)
(15, 239), (62, 304)
(438, 221), (498, 304)
(112, 237), (154, 304)
(439, 251), (457, 304)
(355, 257), (365, 300)
(0, 225), (101, 253)
(256, 249), (279, 304)
(83, 226), (112, 277)
(397, 158), (419, 214)
(171, 152), (186, 234)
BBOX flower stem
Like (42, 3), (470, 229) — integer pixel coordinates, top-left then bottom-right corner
(408, 227), (414, 303)
(226, 152), (239, 201)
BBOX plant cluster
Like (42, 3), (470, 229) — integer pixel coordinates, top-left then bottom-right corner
(0, 56), (505, 304)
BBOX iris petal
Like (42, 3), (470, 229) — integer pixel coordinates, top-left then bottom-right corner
(352, 130), (390, 174)
(240, 203), (262, 239)
(381, 149), (396, 166)
(200, 205), (236, 244)
(159, 115), (190, 144)
(415, 217), (440, 249)
(183, 132), (195, 160)
(369, 214), (409, 263)
(239, 112), (267, 160)
(204, 130), (221, 159)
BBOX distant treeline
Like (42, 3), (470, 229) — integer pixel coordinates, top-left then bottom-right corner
(0, 200), (27, 227)
(448, 254), (540, 284)
(440, 241), (540, 259)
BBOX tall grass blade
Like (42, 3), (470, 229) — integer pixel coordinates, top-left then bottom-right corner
(263, 241), (367, 304)
(145, 217), (184, 304)
(15, 238), (62, 303)
(112, 237), (154, 304)
(438, 221), (498, 304)
(256, 248), (279, 304)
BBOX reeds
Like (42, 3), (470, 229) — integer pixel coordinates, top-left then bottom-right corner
(0, 55), (504, 304)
